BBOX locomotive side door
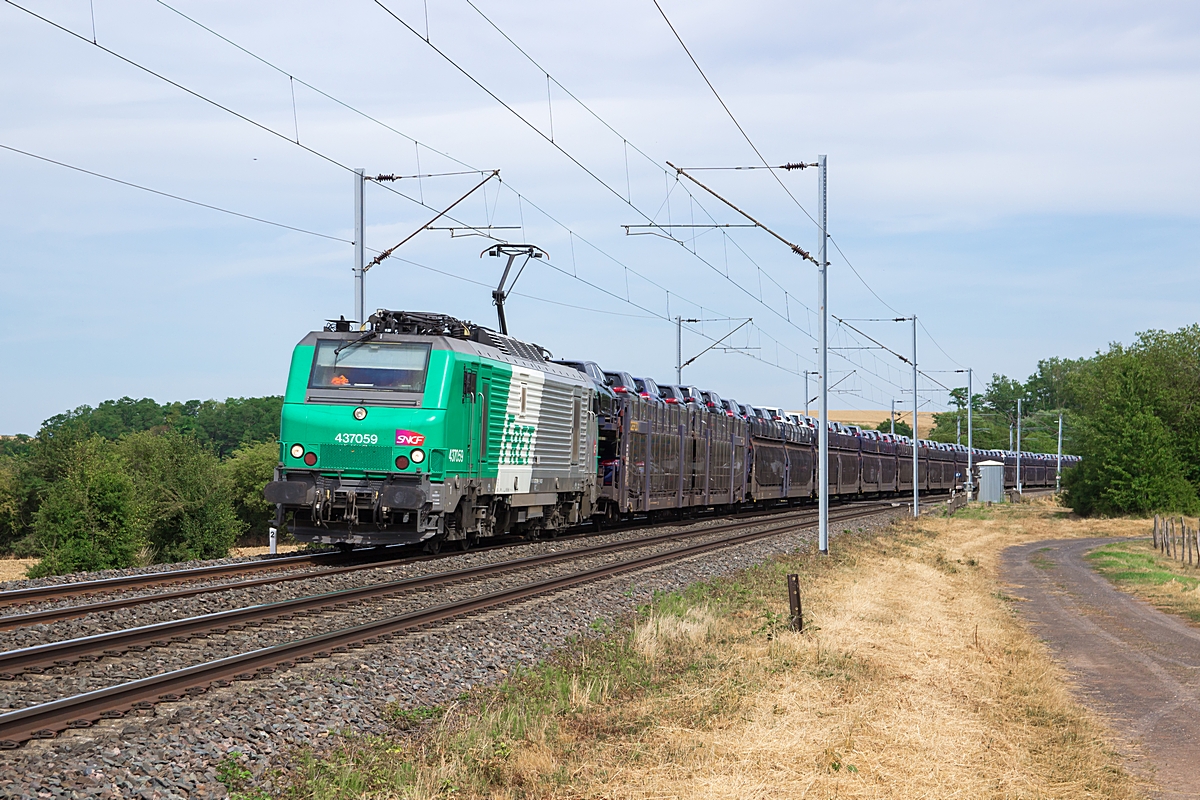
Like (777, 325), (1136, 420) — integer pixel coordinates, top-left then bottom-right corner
(463, 365), (479, 478)
(478, 372), (492, 480)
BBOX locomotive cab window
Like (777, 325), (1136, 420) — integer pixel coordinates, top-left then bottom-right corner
(309, 340), (431, 392)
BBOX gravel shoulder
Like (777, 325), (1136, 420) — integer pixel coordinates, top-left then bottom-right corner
(1002, 536), (1200, 800)
(0, 509), (902, 799)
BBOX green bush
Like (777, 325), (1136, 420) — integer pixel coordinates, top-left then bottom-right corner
(1, 395), (281, 563)
(1065, 409), (1198, 516)
(223, 440), (281, 543)
(1063, 325), (1200, 516)
(874, 419), (911, 438)
(118, 430), (245, 562)
(26, 437), (147, 577)
(0, 457), (23, 553)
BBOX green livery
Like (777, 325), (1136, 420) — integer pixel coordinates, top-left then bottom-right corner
(265, 312), (598, 549)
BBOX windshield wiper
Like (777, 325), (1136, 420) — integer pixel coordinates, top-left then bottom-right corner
(333, 330), (376, 358)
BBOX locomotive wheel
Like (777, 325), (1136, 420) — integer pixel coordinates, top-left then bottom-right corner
(422, 536), (443, 555)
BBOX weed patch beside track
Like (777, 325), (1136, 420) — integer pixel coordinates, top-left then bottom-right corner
(286, 500), (1146, 800)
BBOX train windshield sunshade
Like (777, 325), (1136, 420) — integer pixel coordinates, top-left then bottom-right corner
(309, 340), (431, 392)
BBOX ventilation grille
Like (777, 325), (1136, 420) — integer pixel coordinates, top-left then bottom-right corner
(475, 329), (548, 362)
(319, 444), (393, 471)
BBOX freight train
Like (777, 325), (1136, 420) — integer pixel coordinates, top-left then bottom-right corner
(265, 310), (1075, 549)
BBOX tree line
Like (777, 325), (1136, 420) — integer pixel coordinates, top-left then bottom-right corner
(3, 325), (1196, 576)
(0, 397), (281, 577)
(878, 324), (1199, 516)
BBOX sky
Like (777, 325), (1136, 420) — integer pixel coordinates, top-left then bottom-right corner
(1, 0), (1197, 434)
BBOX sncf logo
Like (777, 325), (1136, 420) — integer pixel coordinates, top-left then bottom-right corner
(395, 430), (426, 446)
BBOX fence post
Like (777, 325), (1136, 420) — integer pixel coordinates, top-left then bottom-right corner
(1153, 515), (1159, 549)
(1184, 518), (1189, 565)
(787, 573), (803, 632)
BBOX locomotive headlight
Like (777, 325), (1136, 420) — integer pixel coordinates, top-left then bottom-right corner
(290, 444), (305, 459)
(353, 406), (367, 421)
(410, 448), (426, 464)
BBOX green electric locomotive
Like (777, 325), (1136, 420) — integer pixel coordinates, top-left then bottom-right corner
(264, 311), (599, 549)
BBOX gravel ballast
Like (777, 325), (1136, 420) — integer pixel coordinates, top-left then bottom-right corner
(0, 512), (804, 651)
(0, 509), (906, 799)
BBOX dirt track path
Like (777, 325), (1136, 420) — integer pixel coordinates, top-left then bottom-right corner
(1002, 537), (1200, 799)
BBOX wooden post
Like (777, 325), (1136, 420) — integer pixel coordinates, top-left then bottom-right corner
(1153, 515), (1159, 549)
(787, 573), (803, 632)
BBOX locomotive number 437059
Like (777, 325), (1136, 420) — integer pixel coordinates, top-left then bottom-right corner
(334, 432), (379, 444)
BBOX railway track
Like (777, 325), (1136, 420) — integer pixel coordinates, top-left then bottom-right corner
(0, 500), (905, 746)
(0, 501), (859, 629)
(0, 551), (348, 610)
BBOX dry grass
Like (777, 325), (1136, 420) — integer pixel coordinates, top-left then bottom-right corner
(797, 409), (938, 431)
(287, 500), (1148, 800)
(230, 544), (304, 558)
(0, 557), (37, 583)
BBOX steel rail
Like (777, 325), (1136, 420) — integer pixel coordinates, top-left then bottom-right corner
(0, 551), (348, 608)
(0, 506), (860, 675)
(0, 503), (901, 746)
(0, 501), (831, 612)
(0, 503), (833, 628)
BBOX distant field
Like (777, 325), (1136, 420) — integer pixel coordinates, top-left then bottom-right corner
(787, 409), (939, 431)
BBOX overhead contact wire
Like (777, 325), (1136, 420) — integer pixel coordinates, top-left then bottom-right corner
(0, 142), (351, 243)
(374, 0), (908, 392)
(652, 0), (966, 373)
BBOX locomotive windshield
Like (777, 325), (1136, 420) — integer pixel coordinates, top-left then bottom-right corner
(309, 340), (431, 392)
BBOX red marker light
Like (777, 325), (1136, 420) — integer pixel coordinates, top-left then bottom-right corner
(303, 452), (317, 466)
